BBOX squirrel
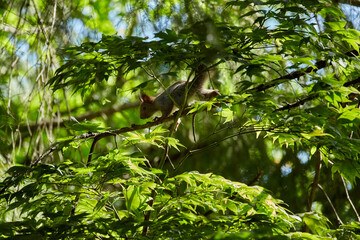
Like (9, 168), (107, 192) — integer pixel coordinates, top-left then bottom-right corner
(140, 64), (220, 119)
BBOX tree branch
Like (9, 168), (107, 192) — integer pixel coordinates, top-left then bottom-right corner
(247, 61), (327, 93)
(305, 150), (322, 232)
(20, 102), (139, 133)
(274, 75), (360, 112)
(30, 144), (60, 167)
(31, 107), (196, 167)
(246, 49), (359, 94)
(274, 94), (319, 112)
(307, 150), (322, 212)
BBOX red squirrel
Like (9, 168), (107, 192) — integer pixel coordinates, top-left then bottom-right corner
(140, 64), (220, 119)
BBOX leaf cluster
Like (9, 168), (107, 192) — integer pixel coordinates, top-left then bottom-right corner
(0, 150), (337, 239)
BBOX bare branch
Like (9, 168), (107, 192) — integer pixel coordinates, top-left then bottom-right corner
(318, 184), (344, 225)
(340, 175), (360, 221)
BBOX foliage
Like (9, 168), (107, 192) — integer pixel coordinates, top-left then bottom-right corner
(0, 152), (312, 239)
(1, 0), (360, 239)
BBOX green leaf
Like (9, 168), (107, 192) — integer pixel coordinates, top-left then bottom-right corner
(326, 21), (346, 31)
(319, 7), (345, 19)
(301, 128), (334, 139)
(286, 232), (324, 240)
(174, 172), (197, 186)
(310, 146), (317, 155)
(302, 212), (330, 236)
(290, 57), (316, 68)
(332, 160), (360, 184)
(344, 38), (360, 53)
(216, 107), (233, 123)
(125, 185), (148, 213)
(131, 80), (153, 93)
(338, 108), (360, 121)
(166, 137), (186, 151)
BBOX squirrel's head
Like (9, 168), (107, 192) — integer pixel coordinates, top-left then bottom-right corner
(139, 94), (156, 119)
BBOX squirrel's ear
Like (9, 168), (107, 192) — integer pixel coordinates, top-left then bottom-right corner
(140, 93), (151, 102)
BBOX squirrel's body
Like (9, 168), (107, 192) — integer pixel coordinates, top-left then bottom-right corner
(140, 65), (219, 119)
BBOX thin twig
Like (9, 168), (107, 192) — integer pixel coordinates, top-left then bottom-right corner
(157, 65), (198, 169)
(30, 145), (60, 167)
(158, 62), (221, 169)
(340, 174), (360, 221)
(173, 124), (289, 173)
(342, 100), (360, 221)
(317, 184), (344, 225)
(141, 66), (181, 108)
(141, 65), (192, 169)
(31, 0), (50, 44)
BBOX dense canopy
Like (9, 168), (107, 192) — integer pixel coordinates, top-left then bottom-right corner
(1, 0), (360, 239)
